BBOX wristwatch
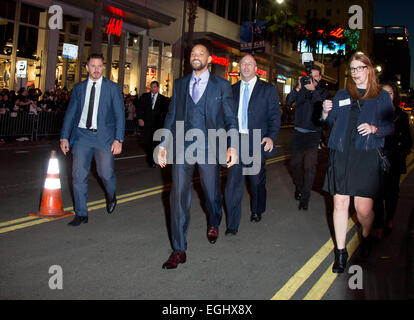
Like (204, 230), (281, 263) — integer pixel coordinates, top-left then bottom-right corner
(115, 139), (123, 143)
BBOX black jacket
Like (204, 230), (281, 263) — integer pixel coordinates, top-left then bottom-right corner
(385, 107), (412, 174)
(286, 82), (329, 131)
(137, 92), (169, 134)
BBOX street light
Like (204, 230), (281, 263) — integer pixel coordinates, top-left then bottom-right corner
(276, 0), (284, 4)
(376, 66), (382, 73)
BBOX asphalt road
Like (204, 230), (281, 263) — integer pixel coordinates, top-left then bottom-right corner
(0, 128), (413, 301)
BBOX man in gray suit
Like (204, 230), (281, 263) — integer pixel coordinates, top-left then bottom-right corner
(60, 53), (125, 226)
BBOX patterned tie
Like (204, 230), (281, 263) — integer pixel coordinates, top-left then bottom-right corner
(192, 77), (201, 103)
(241, 82), (249, 131)
(86, 82), (96, 129)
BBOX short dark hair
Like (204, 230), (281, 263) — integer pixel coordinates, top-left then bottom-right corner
(192, 40), (212, 56)
(311, 65), (322, 75)
(87, 53), (104, 64)
(150, 81), (159, 87)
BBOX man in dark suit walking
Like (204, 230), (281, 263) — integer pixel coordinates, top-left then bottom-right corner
(137, 81), (169, 167)
(60, 53), (125, 226)
(224, 54), (280, 235)
(157, 42), (238, 269)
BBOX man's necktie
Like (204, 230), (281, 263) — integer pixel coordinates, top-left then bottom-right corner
(241, 82), (249, 131)
(86, 82), (96, 129)
(151, 94), (155, 110)
(192, 77), (201, 103)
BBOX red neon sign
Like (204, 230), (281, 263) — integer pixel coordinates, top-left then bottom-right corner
(147, 67), (157, 78)
(211, 55), (229, 67)
(106, 17), (123, 37)
(107, 6), (125, 18)
(299, 25), (344, 39)
(256, 68), (267, 76)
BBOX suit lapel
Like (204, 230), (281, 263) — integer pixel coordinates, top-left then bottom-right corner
(177, 74), (191, 121)
(232, 81), (241, 112)
(80, 80), (88, 113)
(97, 78), (108, 123)
(248, 77), (261, 111)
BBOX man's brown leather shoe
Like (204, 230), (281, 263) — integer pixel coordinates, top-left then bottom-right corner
(207, 226), (219, 244)
(162, 251), (186, 269)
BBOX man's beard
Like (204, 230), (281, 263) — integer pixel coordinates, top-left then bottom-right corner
(191, 59), (206, 71)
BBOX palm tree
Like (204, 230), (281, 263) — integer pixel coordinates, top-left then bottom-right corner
(183, 0), (199, 75)
(296, 17), (336, 63)
(262, 1), (301, 83)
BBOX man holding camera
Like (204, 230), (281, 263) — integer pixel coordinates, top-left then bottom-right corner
(286, 65), (328, 210)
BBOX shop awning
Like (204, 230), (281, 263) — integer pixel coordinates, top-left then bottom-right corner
(62, 0), (176, 29)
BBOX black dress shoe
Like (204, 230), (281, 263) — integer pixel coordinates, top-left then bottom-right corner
(332, 248), (348, 273)
(360, 234), (373, 258)
(162, 251), (187, 269)
(106, 194), (117, 214)
(250, 213), (261, 222)
(68, 215), (88, 226)
(225, 228), (238, 236)
(294, 189), (302, 200)
(298, 200), (308, 210)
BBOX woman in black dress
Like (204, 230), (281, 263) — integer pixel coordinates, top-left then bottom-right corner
(372, 81), (412, 238)
(321, 53), (394, 273)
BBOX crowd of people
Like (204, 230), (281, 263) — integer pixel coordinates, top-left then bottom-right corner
(0, 87), (71, 115)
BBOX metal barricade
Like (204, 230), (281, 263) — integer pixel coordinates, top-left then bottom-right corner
(36, 111), (65, 139)
(0, 110), (136, 141)
(0, 111), (35, 140)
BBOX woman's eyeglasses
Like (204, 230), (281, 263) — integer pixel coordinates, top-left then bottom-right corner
(349, 65), (368, 73)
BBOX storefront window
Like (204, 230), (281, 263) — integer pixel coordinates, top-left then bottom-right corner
(0, 0), (16, 20)
(20, 3), (42, 26)
(146, 39), (161, 92)
(124, 33), (141, 95)
(56, 16), (80, 90)
(0, 59), (11, 89)
(17, 25), (38, 59)
(0, 21), (14, 58)
(160, 43), (172, 97)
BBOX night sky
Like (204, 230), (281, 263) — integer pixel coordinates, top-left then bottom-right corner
(374, 0), (414, 87)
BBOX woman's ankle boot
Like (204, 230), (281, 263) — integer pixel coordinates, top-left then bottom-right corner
(332, 248), (348, 273)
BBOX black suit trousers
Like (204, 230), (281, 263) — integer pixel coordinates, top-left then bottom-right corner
(225, 157), (267, 231)
(290, 130), (321, 202)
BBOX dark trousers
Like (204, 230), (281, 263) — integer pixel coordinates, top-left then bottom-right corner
(72, 131), (116, 217)
(373, 170), (401, 228)
(142, 128), (157, 165)
(225, 159), (266, 231)
(170, 162), (222, 252)
(290, 130), (321, 203)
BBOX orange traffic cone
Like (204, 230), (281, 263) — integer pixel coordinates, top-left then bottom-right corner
(30, 150), (73, 219)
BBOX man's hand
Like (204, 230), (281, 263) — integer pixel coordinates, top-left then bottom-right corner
(304, 77), (316, 91)
(158, 147), (167, 168)
(226, 147), (237, 168)
(111, 140), (122, 155)
(138, 119), (144, 127)
(296, 76), (302, 91)
(322, 99), (333, 120)
(261, 137), (274, 152)
(60, 139), (70, 156)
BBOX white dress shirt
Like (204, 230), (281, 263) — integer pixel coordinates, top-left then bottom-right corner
(78, 76), (103, 130)
(238, 76), (257, 134)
